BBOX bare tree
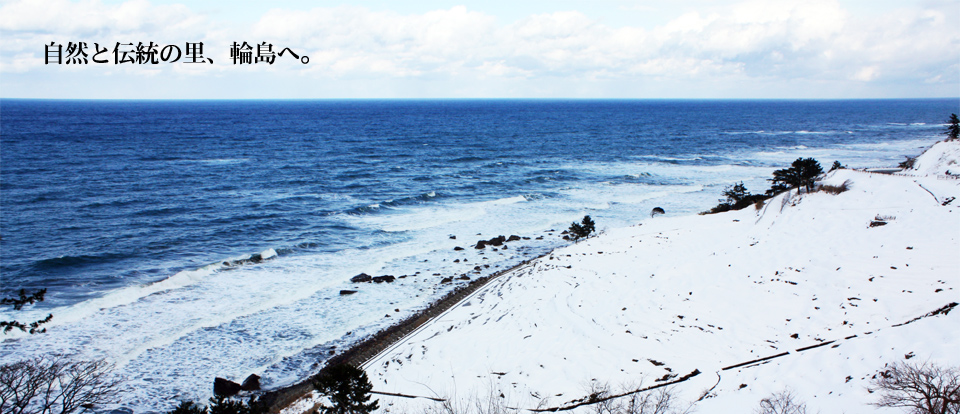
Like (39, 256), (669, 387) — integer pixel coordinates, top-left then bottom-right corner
(0, 355), (122, 414)
(871, 361), (959, 414)
(754, 389), (807, 414)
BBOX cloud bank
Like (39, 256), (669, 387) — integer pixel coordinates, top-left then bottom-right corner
(1, 0), (957, 98)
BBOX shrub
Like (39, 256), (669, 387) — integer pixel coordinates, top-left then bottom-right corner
(816, 179), (851, 195)
(829, 160), (844, 171)
(701, 183), (769, 215)
(754, 198), (766, 211)
(312, 364), (379, 414)
(870, 361), (959, 414)
(166, 396), (267, 414)
(899, 156), (917, 169)
(568, 216), (596, 240)
(754, 390), (807, 414)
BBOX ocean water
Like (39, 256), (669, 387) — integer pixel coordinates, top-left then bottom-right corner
(0, 99), (955, 411)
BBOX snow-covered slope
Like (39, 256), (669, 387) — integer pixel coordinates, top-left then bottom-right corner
(344, 164), (959, 414)
(911, 139), (960, 176)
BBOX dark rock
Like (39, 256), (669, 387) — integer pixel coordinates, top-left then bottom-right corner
(454, 246), (465, 251)
(450, 235), (457, 239)
(458, 275), (470, 280)
(340, 290), (358, 295)
(476, 235), (506, 248)
(249, 254), (263, 263)
(507, 235), (521, 242)
(372, 275), (396, 283)
(241, 374), (261, 391)
(214, 377), (242, 397)
(440, 277), (453, 284)
(651, 207), (666, 217)
(454, 259), (460, 263)
(350, 273), (373, 283)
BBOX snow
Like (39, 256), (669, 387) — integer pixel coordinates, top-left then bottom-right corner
(285, 144), (960, 414)
(911, 140), (960, 177)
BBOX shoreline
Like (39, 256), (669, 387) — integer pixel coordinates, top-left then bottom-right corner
(262, 143), (952, 412)
(352, 147), (959, 413)
(262, 255), (545, 412)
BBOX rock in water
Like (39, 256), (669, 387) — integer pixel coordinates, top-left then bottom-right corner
(241, 374), (261, 391)
(651, 207), (665, 217)
(213, 377), (242, 397)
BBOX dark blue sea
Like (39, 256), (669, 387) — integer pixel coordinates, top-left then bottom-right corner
(1, 99), (956, 411)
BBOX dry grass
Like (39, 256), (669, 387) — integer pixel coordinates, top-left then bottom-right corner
(816, 179), (851, 195)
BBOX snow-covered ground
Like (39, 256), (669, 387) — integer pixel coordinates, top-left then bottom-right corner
(911, 140), (960, 177)
(287, 141), (960, 414)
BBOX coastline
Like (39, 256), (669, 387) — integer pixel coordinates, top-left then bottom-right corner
(321, 143), (959, 413)
(263, 256), (544, 412)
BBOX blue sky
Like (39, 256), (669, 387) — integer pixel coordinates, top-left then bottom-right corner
(1, 0), (957, 99)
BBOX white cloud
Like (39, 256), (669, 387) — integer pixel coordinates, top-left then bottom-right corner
(852, 66), (880, 82)
(0, 0), (957, 97)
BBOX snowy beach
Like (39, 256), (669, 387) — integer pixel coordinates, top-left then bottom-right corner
(285, 141), (959, 414)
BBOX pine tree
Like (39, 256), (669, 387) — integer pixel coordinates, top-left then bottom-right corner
(768, 158), (823, 195)
(568, 215), (595, 240)
(1, 288), (53, 334)
(312, 365), (379, 414)
(945, 113), (960, 141)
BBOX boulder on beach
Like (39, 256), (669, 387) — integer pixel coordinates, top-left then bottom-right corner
(213, 377), (241, 397)
(507, 235), (521, 242)
(340, 290), (358, 295)
(651, 207), (666, 217)
(373, 275), (396, 283)
(475, 235), (507, 249)
(350, 273), (373, 283)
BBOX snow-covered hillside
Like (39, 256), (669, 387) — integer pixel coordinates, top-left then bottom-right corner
(911, 139), (960, 177)
(286, 145), (960, 414)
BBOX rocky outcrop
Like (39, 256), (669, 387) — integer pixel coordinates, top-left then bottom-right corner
(214, 377), (242, 397)
(241, 374), (261, 391)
